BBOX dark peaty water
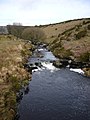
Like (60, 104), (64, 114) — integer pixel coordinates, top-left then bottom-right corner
(18, 47), (90, 120)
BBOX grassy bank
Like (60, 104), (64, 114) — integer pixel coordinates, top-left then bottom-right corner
(41, 18), (90, 76)
(0, 35), (33, 120)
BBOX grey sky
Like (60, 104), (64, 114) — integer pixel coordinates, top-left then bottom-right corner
(0, 0), (90, 26)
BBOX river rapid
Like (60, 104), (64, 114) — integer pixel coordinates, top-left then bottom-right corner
(18, 45), (90, 120)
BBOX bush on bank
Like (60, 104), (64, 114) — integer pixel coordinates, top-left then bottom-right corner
(21, 27), (46, 44)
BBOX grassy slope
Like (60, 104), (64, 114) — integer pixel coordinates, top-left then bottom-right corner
(0, 35), (33, 120)
(41, 18), (90, 42)
(41, 18), (90, 76)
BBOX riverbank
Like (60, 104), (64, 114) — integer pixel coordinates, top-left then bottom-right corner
(42, 19), (90, 77)
(0, 35), (34, 120)
(52, 59), (90, 77)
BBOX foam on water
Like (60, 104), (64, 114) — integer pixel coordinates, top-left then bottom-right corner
(70, 68), (84, 74)
(41, 62), (59, 72)
(38, 48), (44, 51)
(32, 62), (59, 73)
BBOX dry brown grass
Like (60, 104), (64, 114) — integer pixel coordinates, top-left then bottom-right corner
(0, 35), (33, 120)
(41, 18), (90, 59)
(41, 18), (90, 76)
(62, 36), (90, 58)
(41, 18), (90, 43)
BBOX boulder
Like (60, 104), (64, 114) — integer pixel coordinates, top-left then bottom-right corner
(53, 60), (63, 68)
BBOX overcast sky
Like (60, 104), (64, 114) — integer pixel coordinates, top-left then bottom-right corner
(0, 0), (90, 26)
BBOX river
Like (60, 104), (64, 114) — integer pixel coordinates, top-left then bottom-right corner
(18, 45), (90, 120)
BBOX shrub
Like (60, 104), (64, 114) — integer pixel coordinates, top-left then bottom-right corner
(50, 38), (61, 50)
(79, 52), (90, 62)
(9, 76), (21, 92)
(75, 29), (87, 39)
(60, 48), (73, 59)
(21, 27), (46, 44)
(50, 37), (59, 45)
(61, 27), (75, 35)
(82, 21), (86, 25)
(53, 47), (73, 59)
(75, 26), (80, 31)
(51, 35), (54, 38)
(7, 25), (24, 38)
(58, 34), (60, 37)
(55, 28), (57, 30)
(87, 24), (90, 30)
(83, 20), (90, 25)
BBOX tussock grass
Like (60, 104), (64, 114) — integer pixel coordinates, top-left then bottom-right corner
(0, 35), (33, 120)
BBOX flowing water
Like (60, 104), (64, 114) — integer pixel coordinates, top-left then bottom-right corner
(18, 46), (90, 120)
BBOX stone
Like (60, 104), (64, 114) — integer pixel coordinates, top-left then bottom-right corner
(53, 60), (63, 68)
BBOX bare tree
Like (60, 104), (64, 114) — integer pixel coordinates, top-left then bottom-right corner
(21, 27), (46, 44)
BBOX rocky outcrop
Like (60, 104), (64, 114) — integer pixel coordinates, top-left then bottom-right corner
(53, 59), (90, 77)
